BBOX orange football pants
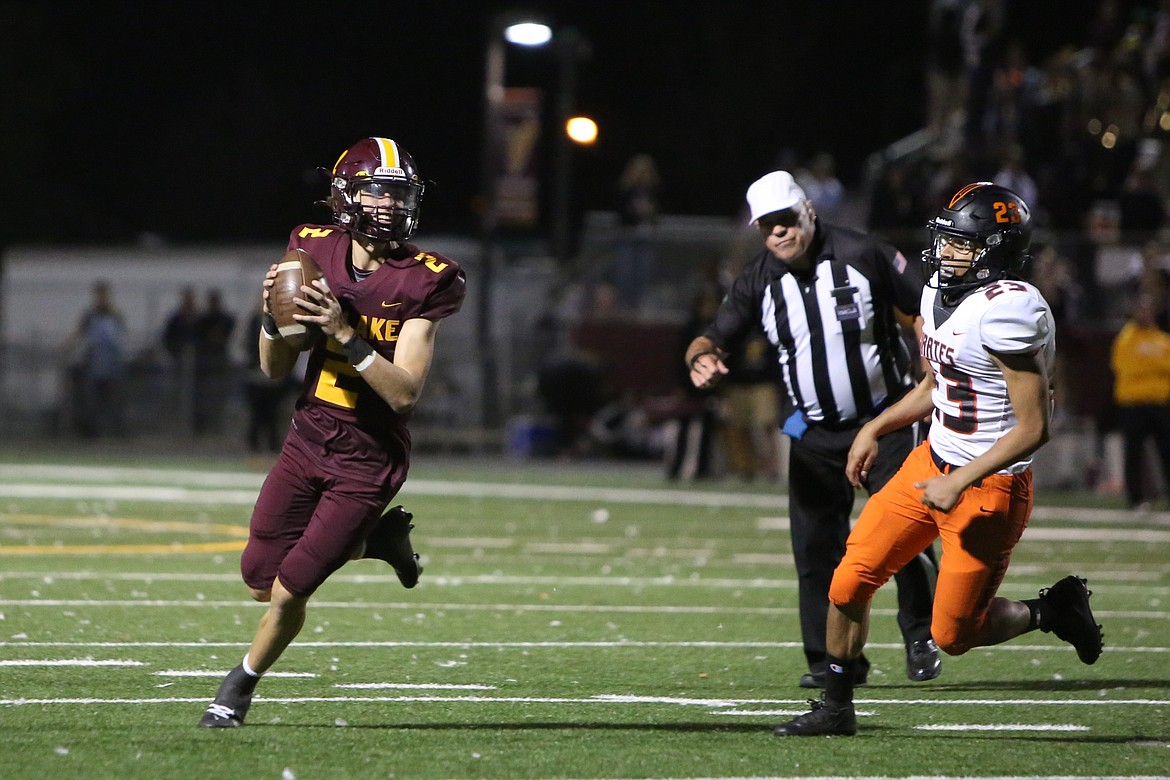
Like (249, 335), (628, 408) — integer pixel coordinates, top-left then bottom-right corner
(829, 439), (1033, 655)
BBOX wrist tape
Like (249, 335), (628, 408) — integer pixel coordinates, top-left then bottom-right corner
(341, 335), (376, 371)
(260, 313), (280, 340)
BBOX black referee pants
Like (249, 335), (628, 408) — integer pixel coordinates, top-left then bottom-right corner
(788, 421), (937, 674)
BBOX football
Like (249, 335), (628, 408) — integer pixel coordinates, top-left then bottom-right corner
(270, 248), (324, 351)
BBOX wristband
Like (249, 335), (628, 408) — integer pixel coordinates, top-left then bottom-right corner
(260, 313), (280, 340)
(340, 334), (375, 369)
(689, 351), (717, 369)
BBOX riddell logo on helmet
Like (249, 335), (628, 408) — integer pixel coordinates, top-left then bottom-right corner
(935, 218), (954, 226)
(375, 167), (406, 177)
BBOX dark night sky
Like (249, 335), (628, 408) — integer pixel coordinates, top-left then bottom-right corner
(1, 1), (1108, 248)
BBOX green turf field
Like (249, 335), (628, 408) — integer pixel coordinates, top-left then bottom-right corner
(0, 454), (1167, 779)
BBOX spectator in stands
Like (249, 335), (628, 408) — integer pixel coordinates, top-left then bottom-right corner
(241, 303), (296, 453)
(660, 284), (723, 481)
(67, 280), (126, 438)
(1119, 159), (1168, 245)
(1111, 292), (1170, 510)
(994, 144), (1040, 219)
(192, 288), (236, 436)
(926, 0), (969, 151)
(1031, 244), (1085, 422)
(163, 286), (199, 363)
(1122, 240), (1170, 331)
(537, 350), (608, 458)
(867, 163), (925, 255)
(718, 328), (783, 483)
(610, 153), (661, 314)
(959, 0), (1007, 157)
(795, 152), (846, 224)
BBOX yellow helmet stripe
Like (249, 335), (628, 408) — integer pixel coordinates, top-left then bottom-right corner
(373, 137), (400, 169)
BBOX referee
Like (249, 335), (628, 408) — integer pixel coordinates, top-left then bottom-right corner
(686, 170), (940, 688)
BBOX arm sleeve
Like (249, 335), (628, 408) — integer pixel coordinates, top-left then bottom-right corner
(981, 293), (1052, 354)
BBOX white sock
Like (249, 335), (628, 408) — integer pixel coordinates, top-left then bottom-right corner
(241, 654), (262, 678)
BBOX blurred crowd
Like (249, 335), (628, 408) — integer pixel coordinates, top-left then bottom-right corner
(884, 0), (1170, 240)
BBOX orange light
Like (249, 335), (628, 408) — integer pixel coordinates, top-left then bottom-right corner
(566, 116), (598, 145)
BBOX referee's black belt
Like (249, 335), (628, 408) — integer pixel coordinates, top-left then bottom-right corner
(809, 417), (864, 433)
(929, 446), (982, 488)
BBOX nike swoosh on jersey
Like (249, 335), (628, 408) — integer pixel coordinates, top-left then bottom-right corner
(381, 301), (403, 308)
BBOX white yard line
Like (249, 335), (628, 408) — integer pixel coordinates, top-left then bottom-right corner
(569, 777), (1170, 780)
(0, 570), (1167, 594)
(154, 670), (316, 678)
(0, 598), (1165, 622)
(913, 724), (1090, 731)
(0, 658), (143, 666)
(333, 682), (496, 690)
(2, 639), (1167, 654)
(2, 694), (1169, 707)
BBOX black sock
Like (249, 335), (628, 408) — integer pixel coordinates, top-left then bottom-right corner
(1021, 598), (1043, 632)
(823, 654), (856, 707)
(217, 664), (259, 703)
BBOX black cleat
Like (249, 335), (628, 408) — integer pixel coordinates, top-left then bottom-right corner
(1038, 575), (1103, 664)
(773, 698), (857, 737)
(799, 660), (869, 689)
(364, 505), (423, 588)
(906, 638), (941, 681)
(198, 665), (257, 728)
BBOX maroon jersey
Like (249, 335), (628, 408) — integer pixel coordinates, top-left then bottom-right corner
(280, 224), (465, 481)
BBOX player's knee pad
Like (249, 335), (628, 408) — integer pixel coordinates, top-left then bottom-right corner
(828, 563), (880, 607)
(932, 615), (983, 656)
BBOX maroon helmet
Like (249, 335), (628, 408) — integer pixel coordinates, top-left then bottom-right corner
(325, 137), (425, 242)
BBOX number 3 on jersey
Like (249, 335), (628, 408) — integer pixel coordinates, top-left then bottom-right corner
(938, 364), (978, 433)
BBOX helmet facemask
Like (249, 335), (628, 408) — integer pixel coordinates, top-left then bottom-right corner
(923, 230), (1005, 294)
(921, 182), (1032, 297)
(333, 177), (424, 243)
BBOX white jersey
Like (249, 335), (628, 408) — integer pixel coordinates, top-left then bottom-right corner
(919, 275), (1055, 474)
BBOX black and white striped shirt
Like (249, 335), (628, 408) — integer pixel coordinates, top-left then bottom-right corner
(705, 222), (923, 427)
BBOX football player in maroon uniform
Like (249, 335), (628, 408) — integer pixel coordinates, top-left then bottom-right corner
(200, 137), (466, 728)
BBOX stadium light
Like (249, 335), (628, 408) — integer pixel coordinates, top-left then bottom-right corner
(504, 22), (552, 46)
(566, 116), (598, 145)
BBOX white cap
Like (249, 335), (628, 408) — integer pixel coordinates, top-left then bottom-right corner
(745, 171), (807, 224)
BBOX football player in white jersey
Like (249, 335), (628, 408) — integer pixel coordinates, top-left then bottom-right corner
(774, 183), (1104, 737)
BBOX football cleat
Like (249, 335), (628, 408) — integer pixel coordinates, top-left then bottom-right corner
(198, 665), (257, 728)
(773, 698), (857, 737)
(364, 505), (423, 588)
(906, 638), (941, 681)
(1038, 575), (1103, 664)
